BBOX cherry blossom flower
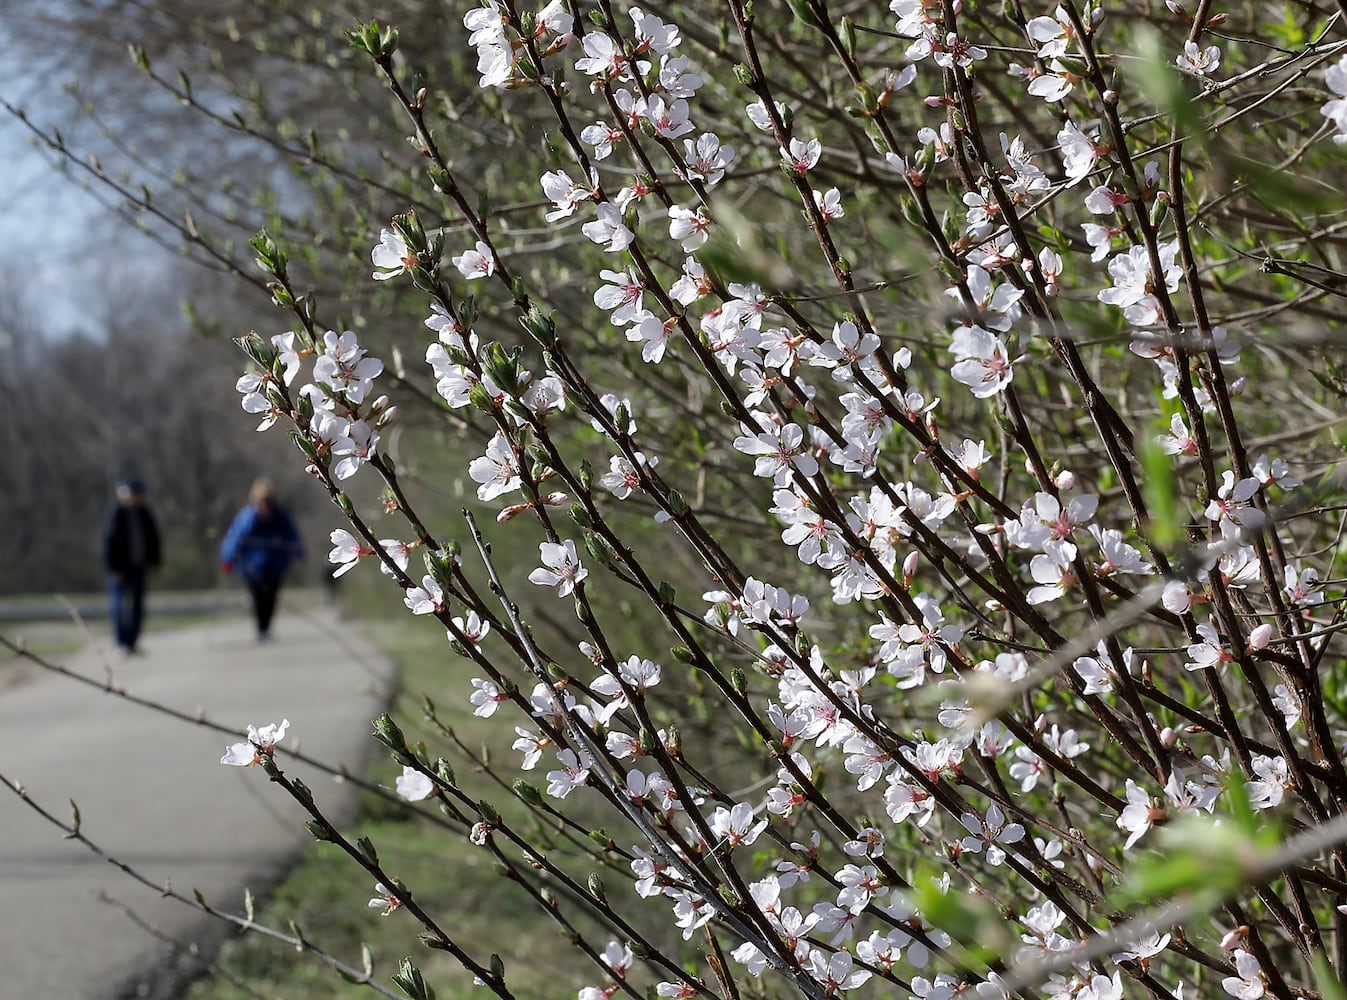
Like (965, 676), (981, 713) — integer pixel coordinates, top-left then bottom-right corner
(444, 611), (486, 650)
(642, 94), (693, 139)
(1185, 623), (1233, 671)
(626, 310), (673, 364)
(1026, 7), (1074, 58)
(1117, 778), (1163, 848)
(1272, 683), (1302, 729)
(1159, 412), (1198, 455)
(236, 371), (282, 431)
(313, 330), (384, 404)
(533, 0), (572, 39)
(1057, 120), (1103, 182)
(1177, 40), (1221, 76)
(1078, 973), (1124, 1000)
(396, 766), (434, 802)
(630, 5), (680, 54)
(670, 256), (711, 305)
(1091, 525), (1154, 576)
(1073, 654), (1113, 695)
(1027, 547), (1075, 605)
(599, 452), (655, 499)
(464, 3), (512, 87)
(371, 227), (414, 281)
(1248, 754), (1291, 809)
(528, 539), (588, 596)
(580, 120), (625, 160)
(709, 801), (768, 848)
(452, 240), (495, 280)
(682, 132), (733, 186)
(574, 31), (631, 80)
(1028, 59), (1078, 101)
(808, 949), (871, 993)
(659, 54), (702, 98)
(469, 432), (521, 501)
(813, 186), (844, 221)
(328, 529), (373, 577)
(593, 268), (644, 326)
(933, 31), (987, 68)
(545, 748), (591, 798)
(1283, 563), (1323, 608)
(220, 719), (290, 766)
(403, 575), (445, 615)
(332, 419), (378, 480)
(668, 204), (710, 250)
(949, 325), (1015, 398)
(734, 421), (820, 484)
(582, 203), (634, 252)
(468, 677), (510, 718)
(1205, 471), (1265, 538)
(368, 882), (402, 916)
(1082, 222), (1118, 261)
(540, 169), (596, 221)
(1252, 452), (1301, 490)
(268, 332), (306, 387)
(783, 137), (821, 175)
(1098, 242), (1182, 310)
(958, 803), (1025, 865)
(1322, 56), (1347, 141)
(745, 98), (785, 133)
(1222, 949), (1266, 998)
(511, 727), (548, 770)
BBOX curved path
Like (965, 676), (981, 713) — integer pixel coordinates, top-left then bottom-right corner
(0, 607), (396, 999)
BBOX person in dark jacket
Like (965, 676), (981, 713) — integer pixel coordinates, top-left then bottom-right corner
(220, 479), (303, 640)
(103, 478), (161, 654)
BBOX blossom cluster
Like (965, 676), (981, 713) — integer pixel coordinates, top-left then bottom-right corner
(227, 2), (1347, 999)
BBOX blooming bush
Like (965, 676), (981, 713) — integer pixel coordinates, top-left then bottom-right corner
(225, 1), (1347, 998)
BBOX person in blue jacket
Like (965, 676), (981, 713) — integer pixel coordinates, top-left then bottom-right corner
(220, 479), (303, 640)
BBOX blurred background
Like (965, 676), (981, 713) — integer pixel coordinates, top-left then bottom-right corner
(0, 1), (479, 597)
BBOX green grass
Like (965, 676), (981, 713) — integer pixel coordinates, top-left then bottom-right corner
(184, 591), (630, 1000)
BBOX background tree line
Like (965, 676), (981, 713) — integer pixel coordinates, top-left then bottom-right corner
(0, 270), (327, 595)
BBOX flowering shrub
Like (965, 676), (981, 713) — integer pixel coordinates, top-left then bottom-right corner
(226, 1), (1347, 998)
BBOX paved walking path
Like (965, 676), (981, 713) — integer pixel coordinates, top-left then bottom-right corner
(0, 607), (397, 1000)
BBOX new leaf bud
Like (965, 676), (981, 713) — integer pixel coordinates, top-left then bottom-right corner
(587, 872), (607, 902)
(372, 712), (407, 750)
(357, 835), (379, 865)
(513, 779), (544, 805)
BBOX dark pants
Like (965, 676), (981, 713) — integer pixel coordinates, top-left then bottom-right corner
(109, 571), (147, 650)
(245, 573), (283, 636)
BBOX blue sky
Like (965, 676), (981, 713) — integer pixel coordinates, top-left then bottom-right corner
(1, 77), (180, 337)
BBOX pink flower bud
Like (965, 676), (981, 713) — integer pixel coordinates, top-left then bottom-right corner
(1159, 727), (1177, 748)
(497, 502), (532, 522)
(903, 550), (919, 586)
(1054, 469), (1076, 490)
(1247, 624), (1273, 651)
